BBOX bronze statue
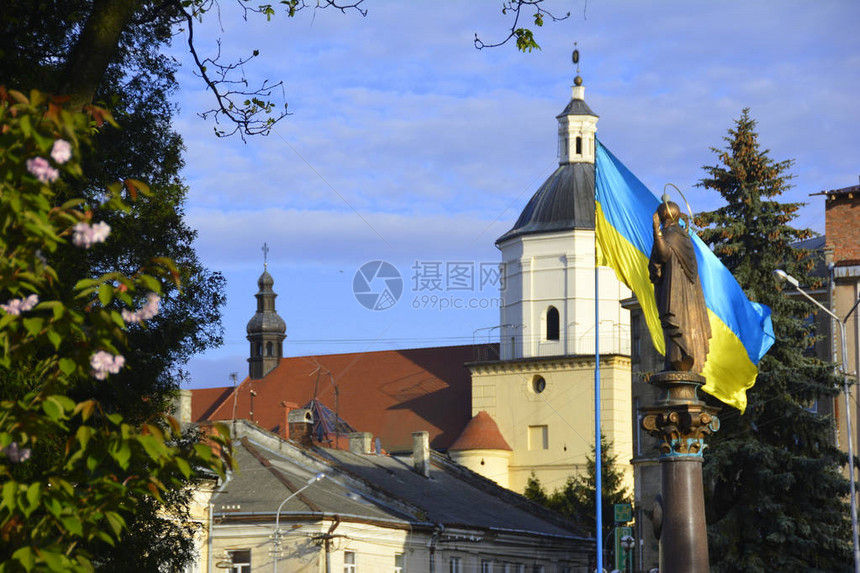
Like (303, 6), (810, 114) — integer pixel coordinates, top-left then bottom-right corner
(649, 200), (711, 373)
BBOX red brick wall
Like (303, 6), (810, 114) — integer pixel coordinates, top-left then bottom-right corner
(826, 195), (860, 265)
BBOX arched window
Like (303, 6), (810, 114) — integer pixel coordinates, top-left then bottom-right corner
(575, 136), (582, 155)
(546, 306), (560, 341)
(255, 342), (262, 356)
(266, 341), (273, 356)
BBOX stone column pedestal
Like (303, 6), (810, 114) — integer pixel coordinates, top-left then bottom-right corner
(642, 371), (720, 573)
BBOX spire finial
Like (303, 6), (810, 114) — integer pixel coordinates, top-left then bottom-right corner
(572, 42), (583, 86)
(262, 242), (269, 269)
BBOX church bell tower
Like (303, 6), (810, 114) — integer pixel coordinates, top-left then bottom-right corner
(467, 49), (633, 495)
(246, 245), (287, 379)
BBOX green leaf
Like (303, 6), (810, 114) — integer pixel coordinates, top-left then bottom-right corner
(61, 515), (83, 537)
(138, 274), (162, 293)
(47, 328), (61, 350)
(20, 114), (32, 138)
(24, 483), (41, 517)
(74, 278), (99, 290)
(104, 511), (125, 537)
(59, 358), (76, 375)
(39, 549), (67, 572)
(175, 456), (192, 478)
(22, 317), (43, 336)
(193, 443), (213, 462)
(76, 425), (93, 449)
(50, 394), (75, 410)
(138, 434), (165, 462)
(42, 397), (64, 421)
(2, 480), (17, 510)
(12, 546), (35, 571)
(98, 283), (112, 306)
(111, 443), (131, 469)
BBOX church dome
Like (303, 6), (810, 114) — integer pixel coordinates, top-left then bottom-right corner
(496, 73), (598, 245)
(246, 310), (286, 335)
(246, 268), (287, 335)
(496, 162), (595, 244)
(258, 270), (274, 290)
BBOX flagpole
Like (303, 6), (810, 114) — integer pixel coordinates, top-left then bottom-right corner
(595, 255), (604, 573)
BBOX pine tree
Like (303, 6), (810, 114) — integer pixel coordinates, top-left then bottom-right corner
(524, 436), (632, 565)
(523, 472), (549, 506)
(695, 109), (852, 571)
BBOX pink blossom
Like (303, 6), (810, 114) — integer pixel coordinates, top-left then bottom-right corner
(3, 442), (31, 464)
(26, 157), (59, 183)
(50, 139), (72, 164)
(1, 294), (39, 316)
(72, 221), (111, 248)
(122, 293), (161, 324)
(90, 351), (126, 380)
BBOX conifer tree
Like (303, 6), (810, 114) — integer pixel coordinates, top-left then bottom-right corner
(695, 109), (852, 571)
(523, 436), (631, 565)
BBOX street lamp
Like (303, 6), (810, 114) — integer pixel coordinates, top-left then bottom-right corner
(774, 269), (860, 573)
(271, 472), (325, 573)
(620, 535), (635, 573)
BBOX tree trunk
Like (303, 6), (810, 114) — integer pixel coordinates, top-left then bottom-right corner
(58, 0), (141, 109)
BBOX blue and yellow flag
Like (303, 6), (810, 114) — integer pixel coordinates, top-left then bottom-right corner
(594, 140), (774, 412)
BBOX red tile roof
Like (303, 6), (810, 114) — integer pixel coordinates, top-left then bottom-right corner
(190, 386), (234, 422)
(192, 345), (480, 453)
(448, 410), (512, 451)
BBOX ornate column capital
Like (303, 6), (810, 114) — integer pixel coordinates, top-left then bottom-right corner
(641, 372), (720, 458)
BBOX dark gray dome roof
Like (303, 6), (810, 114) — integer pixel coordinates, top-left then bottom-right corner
(258, 270), (274, 289)
(246, 268), (286, 336)
(246, 311), (286, 335)
(496, 162), (595, 245)
(557, 97), (597, 118)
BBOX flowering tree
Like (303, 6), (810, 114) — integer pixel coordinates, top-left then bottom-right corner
(0, 89), (232, 572)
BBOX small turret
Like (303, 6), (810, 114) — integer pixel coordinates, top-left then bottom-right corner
(246, 244), (287, 379)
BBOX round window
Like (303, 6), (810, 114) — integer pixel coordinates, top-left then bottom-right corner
(532, 375), (546, 394)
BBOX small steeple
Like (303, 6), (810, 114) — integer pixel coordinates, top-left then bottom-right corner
(246, 243), (287, 379)
(557, 43), (598, 165)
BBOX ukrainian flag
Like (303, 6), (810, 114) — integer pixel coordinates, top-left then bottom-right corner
(594, 140), (774, 412)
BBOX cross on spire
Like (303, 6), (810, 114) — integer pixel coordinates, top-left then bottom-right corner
(262, 242), (269, 269)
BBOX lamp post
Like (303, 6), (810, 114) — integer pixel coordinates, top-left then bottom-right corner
(271, 472), (325, 573)
(620, 534), (635, 573)
(774, 269), (860, 573)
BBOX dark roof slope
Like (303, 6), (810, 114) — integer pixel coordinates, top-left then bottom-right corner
(557, 97), (597, 118)
(496, 162), (595, 244)
(210, 424), (591, 551)
(316, 443), (587, 538)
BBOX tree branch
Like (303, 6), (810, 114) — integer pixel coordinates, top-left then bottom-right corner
(180, 3), (289, 139)
(474, 0), (569, 52)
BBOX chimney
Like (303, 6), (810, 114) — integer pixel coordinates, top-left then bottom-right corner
(280, 401), (298, 439)
(288, 408), (314, 447)
(412, 431), (430, 477)
(349, 432), (372, 454)
(172, 389), (192, 424)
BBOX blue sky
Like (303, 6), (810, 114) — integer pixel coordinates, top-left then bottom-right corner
(167, 1), (860, 389)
